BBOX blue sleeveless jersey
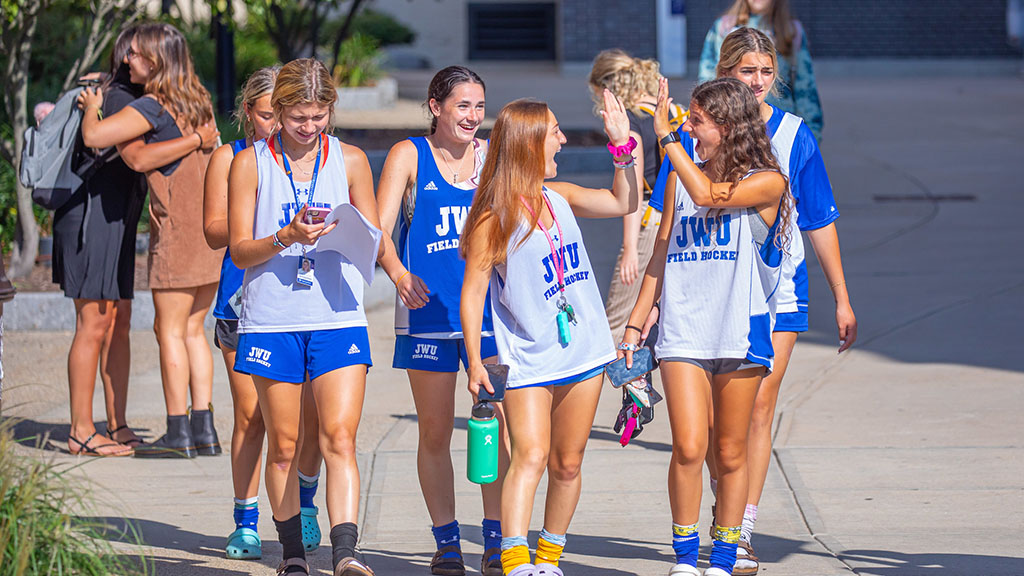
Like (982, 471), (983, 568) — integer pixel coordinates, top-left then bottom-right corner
(212, 139), (248, 320)
(395, 137), (492, 337)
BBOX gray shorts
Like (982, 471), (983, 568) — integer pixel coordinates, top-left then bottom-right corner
(660, 357), (764, 375)
(214, 318), (239, 351)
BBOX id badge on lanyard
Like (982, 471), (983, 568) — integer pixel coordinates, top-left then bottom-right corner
(280, 132), (322, 289)
(521, 194), (577, 345)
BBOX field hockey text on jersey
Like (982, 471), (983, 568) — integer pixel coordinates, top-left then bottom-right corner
(540, 241), (590, 300)
(426, 206), (469, 254)
(668, 214), (738, 264)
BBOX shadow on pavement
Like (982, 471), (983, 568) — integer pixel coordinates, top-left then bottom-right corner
(2, 417), (154, 453)
(88, 516), (228, 561)
(838, 548), (1024, 576)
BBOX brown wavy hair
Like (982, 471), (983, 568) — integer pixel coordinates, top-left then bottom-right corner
(460, 99), (550, 267)
(691, 77), (792, 250)
(725, 0), (796, 57)
(271, 58), (337, 131)
(588, 49), (661, 116)
(133, 22), (213, 131)
(717, 27), (781, 99)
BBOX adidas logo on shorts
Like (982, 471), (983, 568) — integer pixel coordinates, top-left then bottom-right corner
(424, 181), (438, 191)
(348, 343), (361, 355)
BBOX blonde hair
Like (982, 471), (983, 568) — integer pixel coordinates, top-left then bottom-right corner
(724, 0), (796, 56)
(234, 65), (280, 139)
(717, 27), (782, 98)
(133, 22), (213, 131)
(588, 49), (662, 116)
(271, 58), (337, 130)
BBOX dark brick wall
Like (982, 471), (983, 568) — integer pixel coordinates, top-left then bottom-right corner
(561, 0), (658, 61)
(683, 0), (1020, 59)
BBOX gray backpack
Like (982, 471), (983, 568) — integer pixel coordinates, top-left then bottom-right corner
(20, 86), (117, 211)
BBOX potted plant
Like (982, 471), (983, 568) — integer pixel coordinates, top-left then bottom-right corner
(333, 33), (397, 111)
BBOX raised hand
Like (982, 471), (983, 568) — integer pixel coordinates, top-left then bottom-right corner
(599, 88), (630, 146)
(654, 77), (674, 140)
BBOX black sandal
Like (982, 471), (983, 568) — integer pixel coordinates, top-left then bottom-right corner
(69, 432), (132, 457)
(429, 546), (465, 576)
(107, 424), (143, 448)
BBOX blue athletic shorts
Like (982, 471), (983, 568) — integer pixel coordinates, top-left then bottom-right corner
(393, 335), (498, 372)
(775, 311), (809, 333)
(508, 362), (609, 391)
(234, 327), (372, 383)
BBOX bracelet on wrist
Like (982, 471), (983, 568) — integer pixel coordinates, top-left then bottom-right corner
(272, 230), (286, 249)
(659, 131), (681, 148)
(613, 157), (636, 170)
(396, 270), (410, 285)
(624, 324), (642, 334)
(617, 342), (639, 352)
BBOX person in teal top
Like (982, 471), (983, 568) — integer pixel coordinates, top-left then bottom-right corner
(698, 0), (824, 142)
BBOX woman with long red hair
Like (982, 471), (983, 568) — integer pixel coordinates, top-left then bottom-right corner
(460, 92), (638, 576)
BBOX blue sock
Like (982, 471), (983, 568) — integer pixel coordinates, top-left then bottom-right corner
(431, 520), (461, 559)
(298, 471), (318, 509)
(710, 525), (741, 572)
(672, 523), (699, 566)
(233, 497), (259, 530)
(482, 518), (502, 559)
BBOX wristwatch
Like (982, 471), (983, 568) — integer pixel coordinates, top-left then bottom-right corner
(659, 131), (681, 147)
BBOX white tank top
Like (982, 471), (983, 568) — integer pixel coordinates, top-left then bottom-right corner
(238, 135), (368, 333)
(656, 172), (782, 368)
(769, 112), (804, 315)
(490, 188), (616, 387)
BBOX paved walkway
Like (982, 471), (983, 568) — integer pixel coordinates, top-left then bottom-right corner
(3, 75), (1024, 575)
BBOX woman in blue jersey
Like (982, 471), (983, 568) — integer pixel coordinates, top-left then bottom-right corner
(647, 28), (857, 575)
(204, 66), (325, 560)
(227, 58), (382, 576)
(376, 66), (507, 576)
(622, 77), (790, 576)
(460, 92), (638, 576)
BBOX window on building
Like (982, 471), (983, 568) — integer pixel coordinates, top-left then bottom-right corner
(468, 2), (556, 60)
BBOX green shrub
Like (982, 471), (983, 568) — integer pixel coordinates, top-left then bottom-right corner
(349, 8), (416, 46)
(333, 33), (382, 88)
(0, 422), (148, 575)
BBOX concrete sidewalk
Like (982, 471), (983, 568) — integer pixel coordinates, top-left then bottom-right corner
(3, 74), (1024, 575)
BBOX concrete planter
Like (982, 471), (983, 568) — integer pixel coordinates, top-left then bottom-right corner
(335, 76), (398, 111)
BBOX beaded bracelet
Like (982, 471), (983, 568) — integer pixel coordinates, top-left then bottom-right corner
(613, 157), (636, 170)
(272, 231), (286, 249)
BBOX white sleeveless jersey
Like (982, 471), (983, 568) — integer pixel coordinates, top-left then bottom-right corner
(769, 113), (804, 315)
(656, 172), (783, 369)
(238, 136), (368, 333)
(490, 188), (616, 387)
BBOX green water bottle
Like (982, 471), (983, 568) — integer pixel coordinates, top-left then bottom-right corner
(467, 401), (499, 484)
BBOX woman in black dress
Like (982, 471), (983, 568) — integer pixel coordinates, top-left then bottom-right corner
(59, 26), (217, 456)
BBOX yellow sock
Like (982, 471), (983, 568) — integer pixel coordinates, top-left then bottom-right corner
(535, 535), (565, 567)
(501, 545), (530, 575)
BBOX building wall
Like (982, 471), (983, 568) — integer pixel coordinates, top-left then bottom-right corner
(684, 0), (1020, 59)
(560, 0), (658, 61)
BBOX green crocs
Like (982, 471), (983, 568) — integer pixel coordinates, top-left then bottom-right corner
(226, 527), (262, 559)
(301, 506), (321, 551)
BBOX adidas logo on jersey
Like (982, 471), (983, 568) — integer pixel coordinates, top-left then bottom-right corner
(348, 343), (361, 355)
(424, 181), (439, 191)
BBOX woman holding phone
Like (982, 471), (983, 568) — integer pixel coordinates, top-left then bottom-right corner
(228, 58), (381, 576)
(460, 91), (638, 576)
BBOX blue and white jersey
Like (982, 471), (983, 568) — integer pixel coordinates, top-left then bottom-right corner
(490, 188), (616, 388)
(650, 104), (839, 321)
(238, 134), (368, 333)
(213, 138), (249, 321)
(394, 137), (492, 338)
(655, 171), (783, 370)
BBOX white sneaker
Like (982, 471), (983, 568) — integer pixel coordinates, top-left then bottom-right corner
(507, 563), (536, 576)
(704, 568), (731, 576)
(669, 564), (701, 576)
(535, 563), (563, 576)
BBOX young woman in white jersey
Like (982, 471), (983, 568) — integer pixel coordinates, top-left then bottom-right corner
(204, 66), (325, 560)
(460, 92), (638, 576)
(646, 29), (858, 574)
(227, 58), (381, 576)
(376, 66), (508, 576)
(622, 77), (790, 576)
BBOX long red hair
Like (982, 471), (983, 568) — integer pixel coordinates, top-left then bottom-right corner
(461, 99), (550, 267)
